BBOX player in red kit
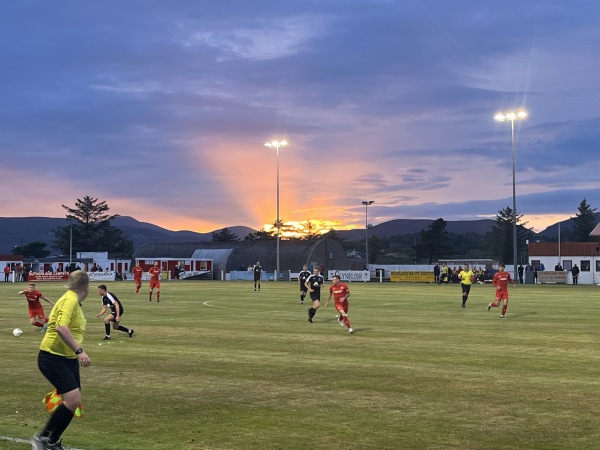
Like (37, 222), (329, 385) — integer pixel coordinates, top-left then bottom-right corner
(18, 283), (54, 332)
(148, 261), (161, 302)
(131, 261), (143, 294)
(488, 263), (516, 319)
(325, 275), (353, 333)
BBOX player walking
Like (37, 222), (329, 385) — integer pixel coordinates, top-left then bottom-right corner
(298, 264), (311, 304)
(18, 283), (54, 332)
(253, 261), (262, 291)
(95, 285), (134, 339)
(131, 261), (143, 295)
(325, 275), (353, 333)
(305, 267), (324, 323)
(148, 261), (161, 302)
(488, 263), (516, 319)
(458, 263), (474, 308)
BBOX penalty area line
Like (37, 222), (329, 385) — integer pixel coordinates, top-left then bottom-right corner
(0, 435), (85, 450)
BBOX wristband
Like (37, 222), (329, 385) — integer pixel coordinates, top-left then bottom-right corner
(75, 348), (84, 355)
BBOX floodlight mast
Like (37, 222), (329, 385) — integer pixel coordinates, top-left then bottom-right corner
(264, 140), (288, 281)
(495, 110), (527, 281)
(362, 201), (374, 272)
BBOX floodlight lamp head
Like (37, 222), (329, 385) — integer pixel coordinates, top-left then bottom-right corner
(516, 110), (527, 119)
(494, 113), (506, 122)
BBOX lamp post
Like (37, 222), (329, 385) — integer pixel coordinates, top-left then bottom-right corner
(265, 140), (288, 281)
(362, 201), (374, 271)
(494, 110), (527, 281)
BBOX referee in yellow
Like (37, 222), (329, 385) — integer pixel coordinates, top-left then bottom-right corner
(32, 270), (92, 450)
(458, 263), (475, 308)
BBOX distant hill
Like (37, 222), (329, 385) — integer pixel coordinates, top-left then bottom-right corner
(3, 214), (596, 255)
(0, 216), (255, 254)
(336, 219), (496, 241)
(536, 213), (600, 239)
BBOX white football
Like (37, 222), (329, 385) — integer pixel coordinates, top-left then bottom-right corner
(13, 328), (23, 337)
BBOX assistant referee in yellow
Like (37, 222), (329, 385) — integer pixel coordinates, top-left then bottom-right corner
(32, 270), (92, 450)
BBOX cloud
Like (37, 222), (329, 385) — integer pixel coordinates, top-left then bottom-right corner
(0, 1), (599, 235)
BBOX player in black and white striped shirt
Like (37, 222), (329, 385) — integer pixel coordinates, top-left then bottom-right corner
(304, 267), (324, 323)
(298, 264), (311, 304)
(95, 285), (134, 340)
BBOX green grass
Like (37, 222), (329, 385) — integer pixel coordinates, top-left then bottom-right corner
(1, 281), (599, 449)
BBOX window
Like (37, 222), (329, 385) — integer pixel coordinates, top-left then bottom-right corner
(596, 261), (600, 272)
(531, 260), (540, 270)
(581, 260), (590, 272)
(562, 260), (572, 271)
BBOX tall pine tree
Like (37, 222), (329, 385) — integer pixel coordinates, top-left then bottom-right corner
(416, 218), (453, 264)
(489, 206), (529, 264)
(571, 199), (598, 242)
(53, 196), (134, 257)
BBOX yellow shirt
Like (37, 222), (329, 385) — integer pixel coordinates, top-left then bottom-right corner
(459, 270), (474, 285)
(40, 290), (86, 358)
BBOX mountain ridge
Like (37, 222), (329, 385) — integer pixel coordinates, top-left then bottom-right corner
(0, 215), (575, 254)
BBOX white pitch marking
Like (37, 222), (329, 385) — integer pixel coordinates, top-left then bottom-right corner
(0, 435), (85, 450)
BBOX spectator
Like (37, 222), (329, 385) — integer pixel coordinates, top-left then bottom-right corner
(517, 265), (524, 284)
(571, 264), (580, 285)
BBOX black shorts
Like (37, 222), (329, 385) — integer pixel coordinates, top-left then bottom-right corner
(254, 274), (261, 282)
(461, 284), (471, 294)
(309, 292), (321, 302)
(38, 350), (81, 394)
(300, 284), (308, 293)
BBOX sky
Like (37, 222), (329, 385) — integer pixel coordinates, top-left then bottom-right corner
(1, 1), (599, 235)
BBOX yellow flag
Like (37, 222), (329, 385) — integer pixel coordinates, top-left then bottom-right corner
(43, 390), (84, 418)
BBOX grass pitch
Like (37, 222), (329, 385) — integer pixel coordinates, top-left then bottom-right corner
(1, 280), (599, 449)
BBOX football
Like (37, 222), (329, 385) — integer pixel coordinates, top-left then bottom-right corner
(13, 328), (23, 337)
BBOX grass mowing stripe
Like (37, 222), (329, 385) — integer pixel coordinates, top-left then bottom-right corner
(1, 280), (599, 449)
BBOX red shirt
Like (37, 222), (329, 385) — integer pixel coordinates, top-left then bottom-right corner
(23, 290), (45, 309)
(492, 271), (514, 291)
(148, 267), (161, 281)
(131, 266), (143, 280)
(329, 283), (350, 303)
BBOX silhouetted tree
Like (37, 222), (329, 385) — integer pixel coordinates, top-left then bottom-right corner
(489, 206), (528, 264)
(53, 196), (134, 256)
(416, 218), (453, 264)
(244, 228), (275, 241)
(12, 241), (51, 258)
(571, 199), (598, 242)
(212, 228), (239, 242)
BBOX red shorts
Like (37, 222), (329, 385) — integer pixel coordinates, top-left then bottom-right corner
(334, 300), (349, 314)
(495, 290), (509, 301)
(150, 279), (160, 290)
(29, 305), (45, 319)
(134, 278), (142, 287)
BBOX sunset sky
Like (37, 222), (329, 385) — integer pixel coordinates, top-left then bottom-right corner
(1, 1), (599, 234)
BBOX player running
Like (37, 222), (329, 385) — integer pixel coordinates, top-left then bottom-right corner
(148, 261), (161, 302)
(488, 263), (516, 319)
(18, 283), (54, 332)
(95, 285), (134, 339)
(458, 263), (475, 308)
(325, 275), (353, 333)
(298, 264), (311, 304)
(305, 267), (324, 323)
(131, 261), (143, 295)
